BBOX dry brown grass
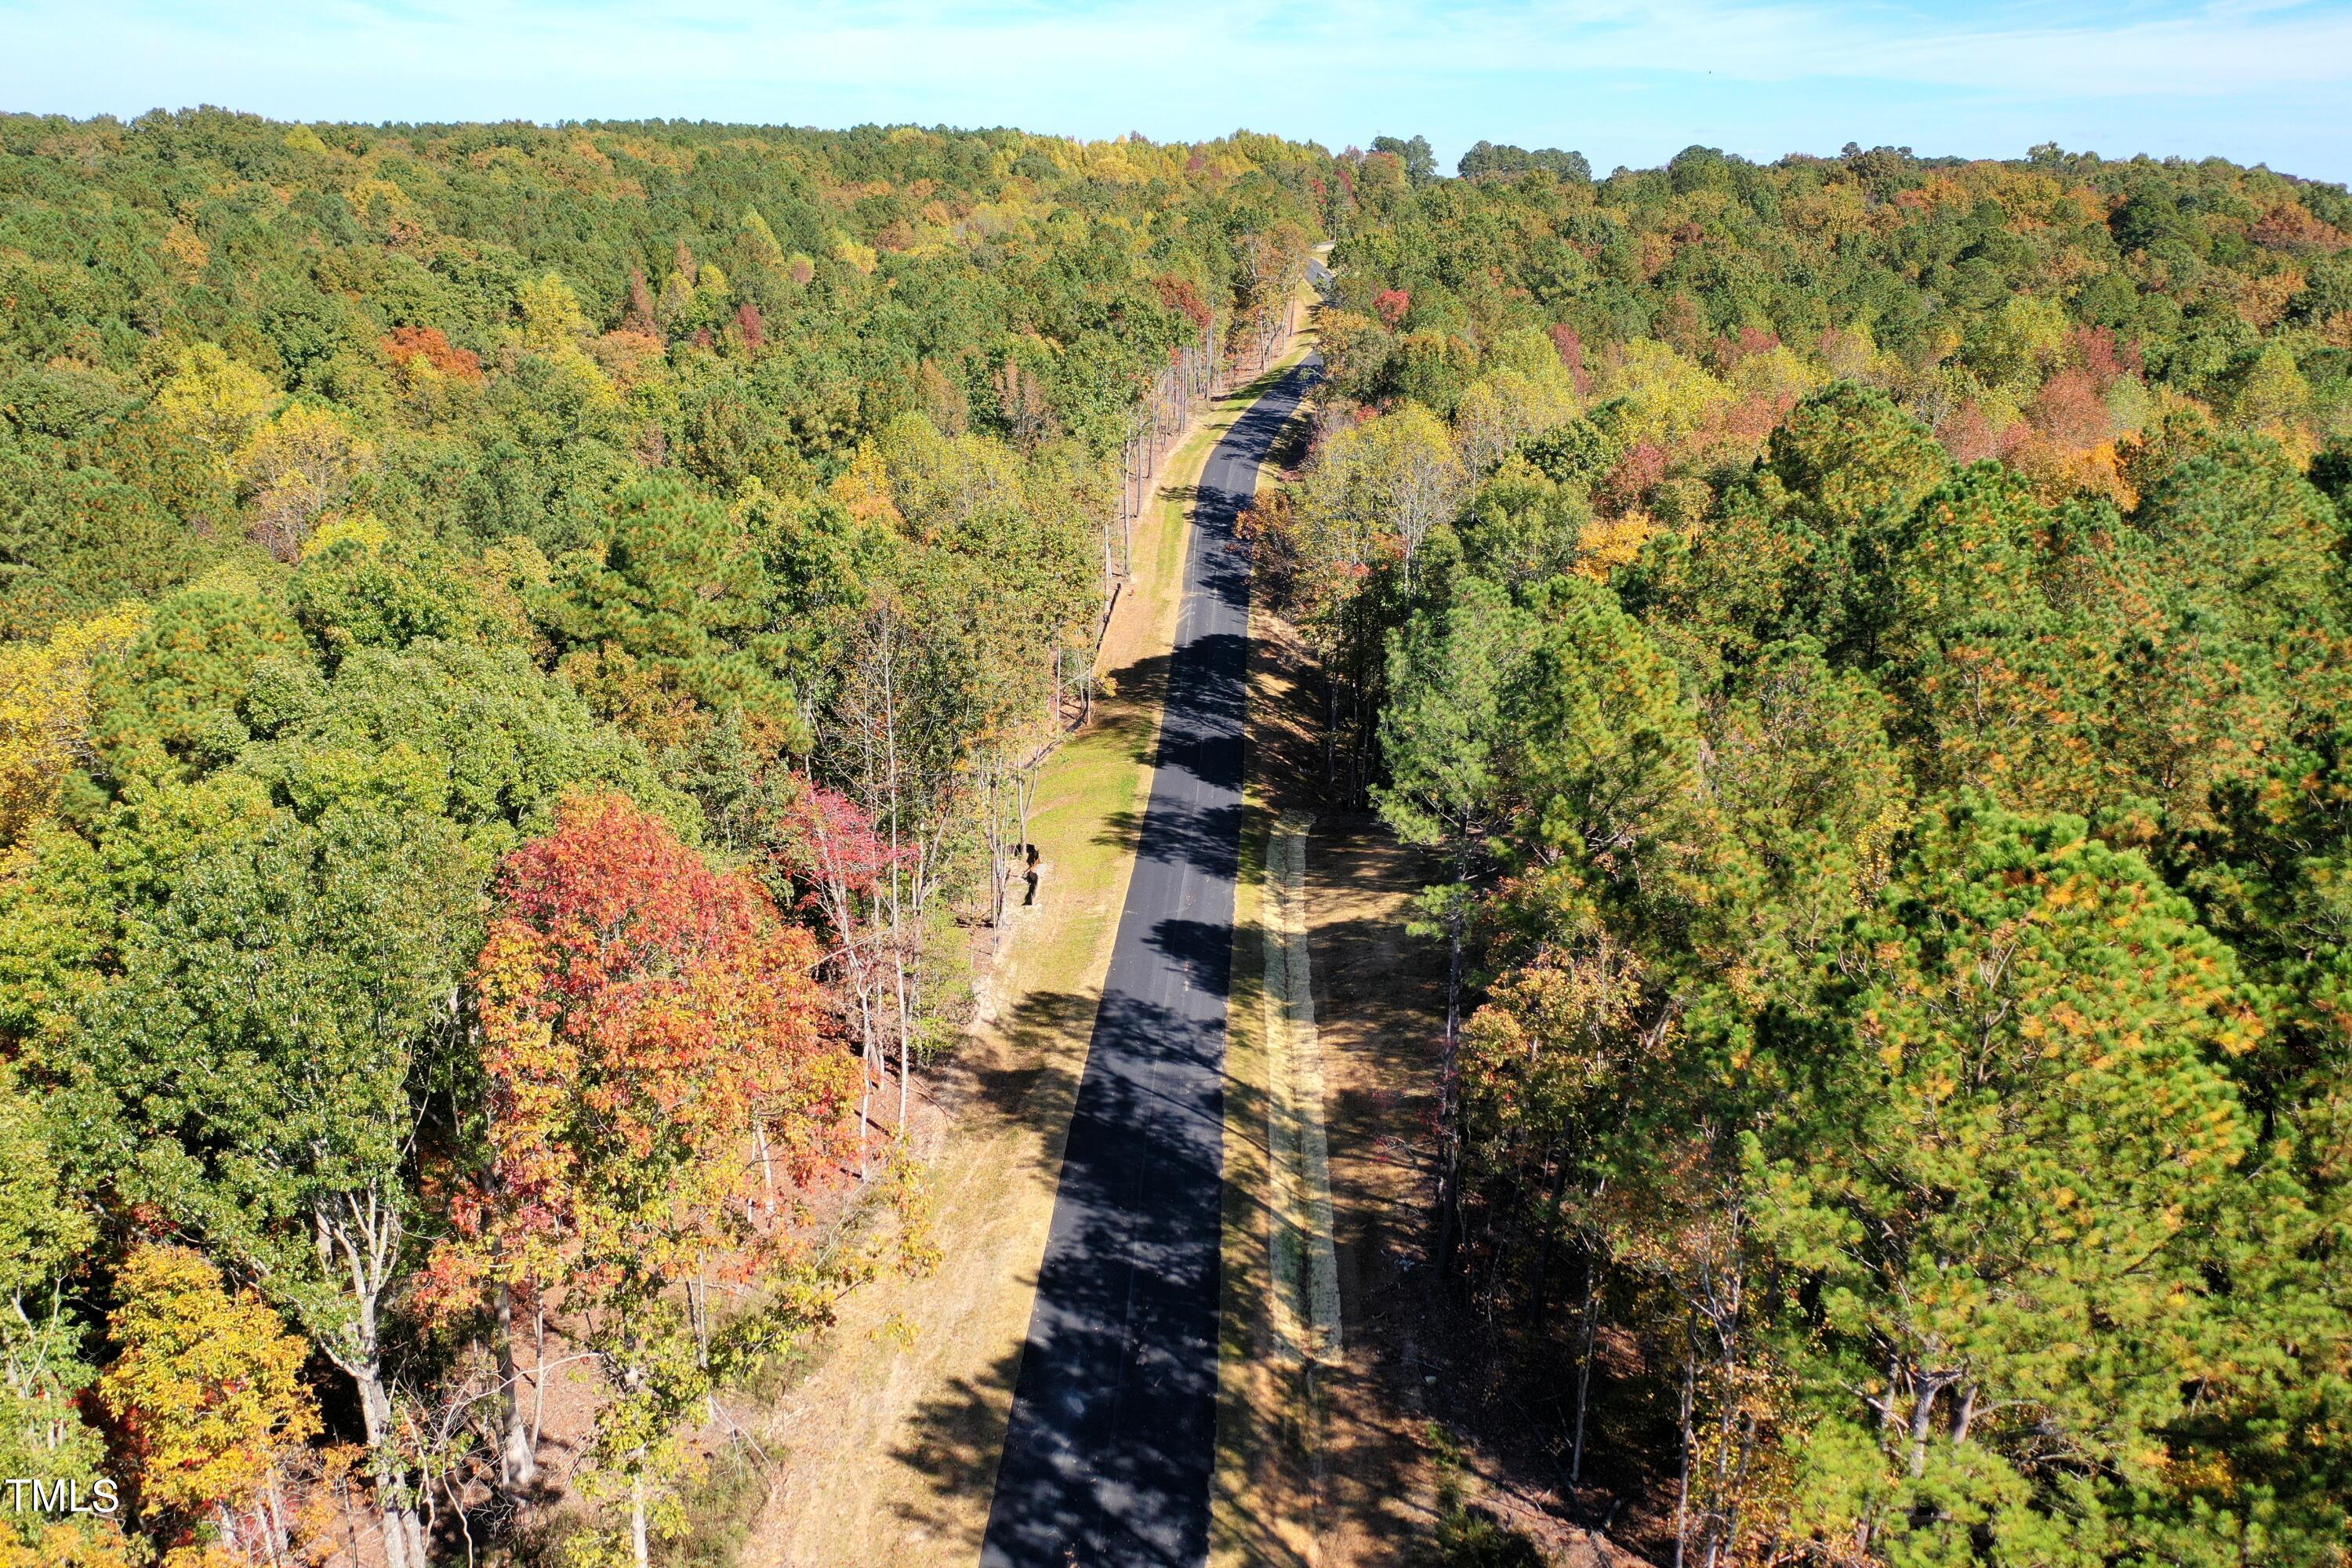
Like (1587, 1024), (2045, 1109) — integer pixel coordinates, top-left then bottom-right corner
(1213, 434), (1650, 1568)
(1216, 587), (1450, 1568)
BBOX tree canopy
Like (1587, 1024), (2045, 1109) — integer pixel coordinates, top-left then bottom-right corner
(1247, 137), (2352, 1566)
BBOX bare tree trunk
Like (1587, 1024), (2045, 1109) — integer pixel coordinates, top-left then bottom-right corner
(318, 1193), (423, 1568)
(692, 1261), (718, 1422)
(1016, 768), (1038, 874)
(531, 1303), (550, 1453)
(1570, 1256), (1602, 1486)
(339, 1458), (365, 1568)
(983, 764), (1010, 938)
(494, 1279), (539, 1490)
(1433, 889), (1467, 1276)
(1671, 1347), (1697, 1568)
(858, 1030), (877, 1178)
(1908, 1372), (1952, 1479)
(356, 1364), (421, 1568)
(264, 1469), (291, 1564)
(754, 1116), (775, 1217)
(1526, 1152), (1571, 1327)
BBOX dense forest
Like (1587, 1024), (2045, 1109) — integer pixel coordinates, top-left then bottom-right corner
(10, 100), (2352, 1568)
(1251, 140), (2352, 1561)
(0, 108), (1326, 1567)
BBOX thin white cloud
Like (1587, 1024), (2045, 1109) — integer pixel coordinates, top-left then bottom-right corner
(0, 0), (2345, 172)
(106, 0), (2352, 93)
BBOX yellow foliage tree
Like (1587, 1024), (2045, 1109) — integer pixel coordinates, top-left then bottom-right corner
(828, 444), (905, 532)
(1454, 365), (1581, 473)
(154, 345), (277, 473)
(0, 1519), (140, 1568)
(243, 405), (368, 561)
(517, 271), (592, 352)
(655, 268), (696, 334)
(830, 234), (879, 276)
(1970, 293), (2070, 389)
(1577, 510), (1660, 578)
(0, 601), (151, 849)
(1601, 339), (1732, 451)
(100, 1245), (321, 1563)
(739, 206), (785, 270)
(2232, 342), (2312, 431)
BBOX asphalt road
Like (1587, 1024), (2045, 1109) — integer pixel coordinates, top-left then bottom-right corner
(980, 356), (1319, 1568)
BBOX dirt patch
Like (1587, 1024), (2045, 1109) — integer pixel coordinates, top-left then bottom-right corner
(1226, 569), (1649, 1568)
(1220, 593), (1448, 1568)
(1305, 811), (1446, 1566)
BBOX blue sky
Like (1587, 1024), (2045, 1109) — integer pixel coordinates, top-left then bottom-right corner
(3, 0), (2349, 183)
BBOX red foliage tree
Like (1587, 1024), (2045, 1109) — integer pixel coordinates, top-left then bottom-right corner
(1599, 441), (1668, 515)
(430, 793), (853, 1346)
(2029, 369), (2111, 451)
(771, 778), (905, 1171)
(2067, 325), (2127, 387)
(1549, 323), (1592, 395)
(735, 300), (766, 353)
(622, 268), (659, 336)
(434, 791), (852, 1507)
(2250, 201), (2350, 256)
(1374, 289), (1412, 328)
(1657, 292), (1709, 360)
(1723, 394), (1782, 445)
(1154, 274), (1212, 331)
(469, 793), (849, 1267)
(1937, 401), (2014, 466)
(1711, 325), (1781, 372)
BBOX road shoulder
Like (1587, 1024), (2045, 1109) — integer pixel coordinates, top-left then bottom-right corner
(1217, 578), (1450, 1567)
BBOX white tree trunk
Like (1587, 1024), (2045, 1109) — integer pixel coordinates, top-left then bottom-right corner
(494, 1279), (539, 1490)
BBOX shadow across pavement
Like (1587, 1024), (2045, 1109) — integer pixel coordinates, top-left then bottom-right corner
(979, 358), (1320, 1567)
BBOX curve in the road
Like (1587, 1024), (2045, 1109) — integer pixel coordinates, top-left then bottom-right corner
(979, 358), (1319, 1568)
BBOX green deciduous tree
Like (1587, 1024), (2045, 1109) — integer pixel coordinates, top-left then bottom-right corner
(62, 801), (474, 1568)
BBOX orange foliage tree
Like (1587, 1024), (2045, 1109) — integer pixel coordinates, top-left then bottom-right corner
(436, 792), (851, 1539)
(379, 326), (484, 383)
